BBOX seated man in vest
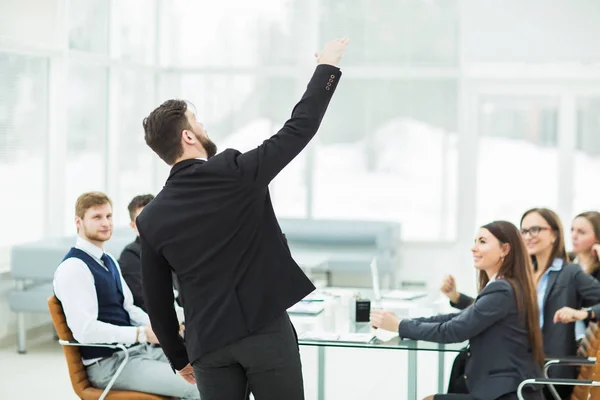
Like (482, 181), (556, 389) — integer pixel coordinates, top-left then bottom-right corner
(53, 191), (200, 399)
(119, 194), (185, 311)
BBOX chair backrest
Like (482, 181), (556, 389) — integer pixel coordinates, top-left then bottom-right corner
(589, 349), (600, 400)
(572, 322), (600, 400)
(47, 295), (94, 397)
(48, 296), (170, 400)
(580, 323), (600, 355)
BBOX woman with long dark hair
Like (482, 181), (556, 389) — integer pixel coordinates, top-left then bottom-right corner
(442, 208), (600, 398)
(371, 221), (543, 400)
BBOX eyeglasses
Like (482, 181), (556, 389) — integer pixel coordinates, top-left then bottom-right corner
(520, 226), (550, 237)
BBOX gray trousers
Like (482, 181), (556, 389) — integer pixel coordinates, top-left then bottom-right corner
(192, 312), (304, 400)
(86, 343), (200, 399)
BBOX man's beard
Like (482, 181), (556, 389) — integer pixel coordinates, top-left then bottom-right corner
(199, 135), (218, 159)
(83, 226), (111, 242)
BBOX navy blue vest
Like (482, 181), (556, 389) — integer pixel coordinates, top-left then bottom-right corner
(61, 248), (132, 360)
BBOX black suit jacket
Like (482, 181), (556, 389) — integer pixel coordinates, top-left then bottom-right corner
(402, 280), (542, 400)
(136, 64), (342, 370)
(119, 238), (184, 312)
(452, 262), (600, 383)
(118, 237), (145, 311)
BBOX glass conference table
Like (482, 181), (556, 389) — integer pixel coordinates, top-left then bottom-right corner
(289, 288), (466, 400)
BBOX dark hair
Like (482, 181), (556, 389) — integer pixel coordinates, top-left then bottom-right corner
(75, 191), (112, 219)
(574, 211), (600, 272)
(480, 220), (544, 367)
(127, 194), (155, 221)
(520, 208), (569, 273)
(143, 99), (191, 165)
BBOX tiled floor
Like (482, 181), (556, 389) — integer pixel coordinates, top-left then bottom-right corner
(0, 332), (455, 399)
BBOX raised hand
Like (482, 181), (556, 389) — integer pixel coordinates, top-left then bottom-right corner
(440, 275), (460, 304)
(314, 37), (350, 67)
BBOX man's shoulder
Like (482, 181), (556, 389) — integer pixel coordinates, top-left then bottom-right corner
(136, 195), (162, 226)
(120, 240), (140, 257)
(54, 255), (91, 281)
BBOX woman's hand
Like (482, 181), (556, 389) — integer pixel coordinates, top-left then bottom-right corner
(440, 275), (460, 304)
(370, 310), (401, 332)
(592, 243), (600, 259)
(553, 306), (588, 324)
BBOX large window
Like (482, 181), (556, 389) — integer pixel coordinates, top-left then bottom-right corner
(159, 72), (309, 216)
(68, 0), (109, 54)
(159, 0), (307, 67)
(115, 69), (157, 226)
(574, 98), (600, 213)
(476, 97), (560, 226)
(4, 0), (600, 253)
(312, 79), (458, 240)
(319, 0), (459, 67)
(65, 63), (108, 232)
(116, 0), (157, 64)
(0, 53), (48, 247)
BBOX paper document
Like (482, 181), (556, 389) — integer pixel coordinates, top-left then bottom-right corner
(299, 331), (376, 344)
(287, 302), (325, 315)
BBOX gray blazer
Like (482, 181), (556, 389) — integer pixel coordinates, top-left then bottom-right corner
(401, 280), (542, 400)
(452, 263), (600, 382)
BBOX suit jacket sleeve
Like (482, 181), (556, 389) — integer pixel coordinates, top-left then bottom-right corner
(231, 64), (341, 187)
(118, 248), (145, 312)
(410, 312), (460, 324)
(139, 233), (188, 371)
(399, 281), (511, 343)
(450, 293), (475, 310)
(573, 266), (600, 319)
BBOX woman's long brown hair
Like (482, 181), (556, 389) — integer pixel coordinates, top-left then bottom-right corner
(480, 220), (545, 367)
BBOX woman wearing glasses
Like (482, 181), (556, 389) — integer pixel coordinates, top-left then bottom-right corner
(441, 208), (600, 399)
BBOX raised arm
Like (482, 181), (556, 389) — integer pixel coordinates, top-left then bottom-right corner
(451, 293), (475, 310)
(440, 275), (474, 310)
(232, 38), (349, 187)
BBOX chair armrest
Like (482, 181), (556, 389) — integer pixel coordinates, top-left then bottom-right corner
(518, 378), (600, 400)
(57, 340), (129, 400)
(544, 357), (596, 374)
(544, 356), (596, 365)
(542, 357), (597, 400)
(522, 378), (595, 386)
(58, 340), (128, 353)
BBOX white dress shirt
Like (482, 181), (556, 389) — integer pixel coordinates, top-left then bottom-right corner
(53, 236), (150, 364)
(486, 273), (498, 285)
